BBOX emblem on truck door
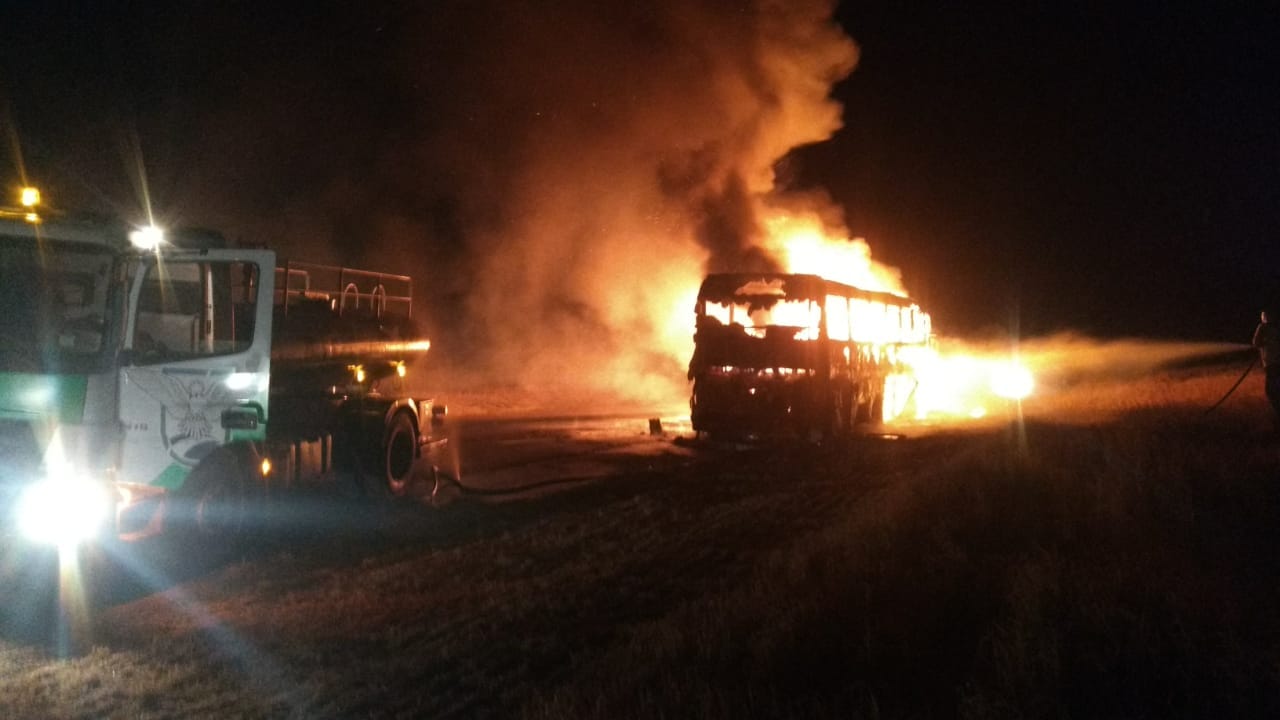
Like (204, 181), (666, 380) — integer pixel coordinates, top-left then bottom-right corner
(126, 367), (248, 466)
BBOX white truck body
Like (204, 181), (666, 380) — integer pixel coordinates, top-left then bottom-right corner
(0, 214), (438, 551)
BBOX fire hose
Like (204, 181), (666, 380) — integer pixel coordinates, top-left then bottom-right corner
(1203, 356), (1258, 416)
(429, 468), (593, 502)
(420, 437), (604, 505)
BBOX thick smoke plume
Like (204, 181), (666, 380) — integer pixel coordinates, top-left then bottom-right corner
(388, 0), (859, 402)
(6, 1), (860, 405)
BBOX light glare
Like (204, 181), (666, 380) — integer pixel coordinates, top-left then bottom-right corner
(991, 363), (1035, 400)
(224, 372), (258, 391)
(349, 365), (366, 383)
(18, 477), (110, 548)
(129, 225), (166, 250)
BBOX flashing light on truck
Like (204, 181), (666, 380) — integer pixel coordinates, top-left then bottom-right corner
(2, 185), (44, 223)
(20, 186), (40, 208)
(128, 224), (165, 251)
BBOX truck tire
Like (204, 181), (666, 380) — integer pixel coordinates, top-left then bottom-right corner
(173, 447), (250, 545)
(379, 411), (418, 498)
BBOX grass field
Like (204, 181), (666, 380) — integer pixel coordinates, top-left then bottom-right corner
(2, 361), (1278, 719)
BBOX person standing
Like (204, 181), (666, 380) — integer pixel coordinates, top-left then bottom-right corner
(1252, 310), (1280, 421)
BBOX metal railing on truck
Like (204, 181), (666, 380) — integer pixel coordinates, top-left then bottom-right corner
(268, 261), (429, 367)
(274, 261), (413, 319)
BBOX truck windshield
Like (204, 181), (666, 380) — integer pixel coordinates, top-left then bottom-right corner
(0, 235), (117, 374)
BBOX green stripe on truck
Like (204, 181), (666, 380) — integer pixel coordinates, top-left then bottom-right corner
(0, 372), (88, 422)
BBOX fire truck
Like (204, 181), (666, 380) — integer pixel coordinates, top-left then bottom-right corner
(687, 272), (931, 439)
(0, 195), (445, 561)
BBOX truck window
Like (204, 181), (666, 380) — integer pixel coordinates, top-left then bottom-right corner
(0, 236), (116, 373)
(132, 260), (259, 364)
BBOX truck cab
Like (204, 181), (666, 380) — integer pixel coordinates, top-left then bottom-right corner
(0, 211), (275, 548)
(1, 203), (441, 558)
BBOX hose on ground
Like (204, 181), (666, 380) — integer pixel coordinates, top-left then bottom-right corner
(1204, 356), (1258, 416)
(432, 470), (593, 499)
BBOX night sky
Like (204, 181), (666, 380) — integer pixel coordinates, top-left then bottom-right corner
(2, 2), (1278, 352)
(811, 3), (1280, 341)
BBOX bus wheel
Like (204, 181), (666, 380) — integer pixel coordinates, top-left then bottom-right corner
(380, 412), (418, 497)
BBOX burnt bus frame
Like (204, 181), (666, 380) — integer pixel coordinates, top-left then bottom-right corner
(688, 273), (926, 440)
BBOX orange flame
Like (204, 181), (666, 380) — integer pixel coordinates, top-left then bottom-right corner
(762, 212), (905, 296)
(758, 208), (1033, 423)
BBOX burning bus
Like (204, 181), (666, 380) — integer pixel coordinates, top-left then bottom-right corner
(687, 272), (932, 439)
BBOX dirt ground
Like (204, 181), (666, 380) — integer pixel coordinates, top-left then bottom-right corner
(2, 363), (1278, 719)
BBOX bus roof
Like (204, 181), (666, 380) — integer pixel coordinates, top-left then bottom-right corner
(697, 272), (915, 307)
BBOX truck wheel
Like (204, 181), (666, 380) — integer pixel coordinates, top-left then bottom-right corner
(380, 412), (418, 497)
(174, 447), (250, 542)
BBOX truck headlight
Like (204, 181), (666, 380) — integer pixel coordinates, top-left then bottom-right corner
(16, 476), (110, 547)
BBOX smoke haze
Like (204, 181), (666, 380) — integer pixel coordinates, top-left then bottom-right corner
(2, 0), (861, 403)
(388, 0), (859, 400)
(943, 332), (1250, 385)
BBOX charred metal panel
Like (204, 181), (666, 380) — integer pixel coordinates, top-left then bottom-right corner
(690, 371), (824, 438)
(688, 322), (817, 375)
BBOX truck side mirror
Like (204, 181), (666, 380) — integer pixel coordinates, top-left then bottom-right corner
(221, 407), (260, 431)
(430, 403), (448, 427)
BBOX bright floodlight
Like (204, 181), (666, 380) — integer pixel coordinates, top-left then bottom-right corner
(20, 186), (41, 207)
(17, 477), (110, 548)
(129, 225), (166, 250)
